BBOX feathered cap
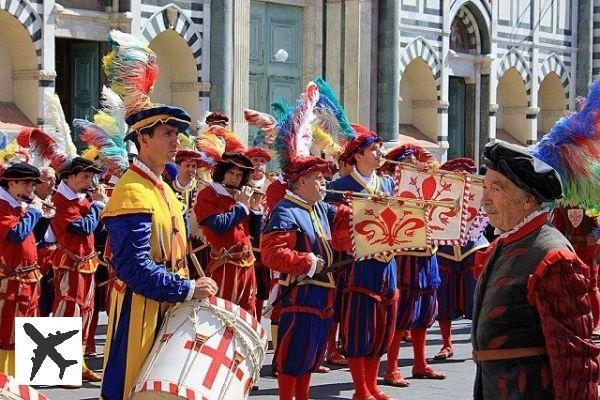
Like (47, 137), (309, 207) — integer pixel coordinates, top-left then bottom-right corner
(205, 112), (230, 127)
(274, 81), (333, 182)
(385, 144), (439, 166)
(530, 78), (600, 208)
(59, 157), (103, 179)
(340, 124), (382, 163)
(17, 127), (71, 171)
(440, 157), (477, 174)
(175, 149), (205, 165)
(103, 30), (191, 137)
(245, 147), (272, 162)
(0, 163), (42, 184)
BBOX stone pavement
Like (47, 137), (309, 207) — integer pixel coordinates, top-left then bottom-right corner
(38, 315), (475, 400)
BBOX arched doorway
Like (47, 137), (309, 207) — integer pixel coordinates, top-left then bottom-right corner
(537, 73), (567, 138)
(399, 58), (438, 146)
(0, 10), (38, 127)
(149, 29), (200, 130)
(496, 68), (528, 145)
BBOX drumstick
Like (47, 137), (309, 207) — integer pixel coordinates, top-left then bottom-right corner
(189, 252), (206, 278)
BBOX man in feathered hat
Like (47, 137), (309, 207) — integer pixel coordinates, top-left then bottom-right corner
(472, 141), (599, 399)
(261, 154), (353, 400)
(378, 144), (445, 387)
(194, 128), (261, 313)
(325, 124), (398, 400)
(100, 29), (218, 399)
(434, 158), (489, 361)
(0, 163), (44, 376)
(172, 149), (204, 214)
(50, 156), (106, 382)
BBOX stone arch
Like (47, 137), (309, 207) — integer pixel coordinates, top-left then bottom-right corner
(451, 6), (481, 54)
(399, 37), (441, 100)
(497, 48), (532, 105)
(538, 53), (570, 109)
(449, 0), (491, 54)
(141, 4), (204, 83)
(399, 58), (438, 143)
(0, 0), (42, 66)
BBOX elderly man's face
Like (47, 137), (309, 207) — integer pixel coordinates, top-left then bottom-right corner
(481, 169), (538, 232)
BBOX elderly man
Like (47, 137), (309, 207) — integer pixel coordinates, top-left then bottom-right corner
(472, 141), (600, 400)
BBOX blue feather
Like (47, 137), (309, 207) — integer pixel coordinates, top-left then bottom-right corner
(0, 131), (7, 150)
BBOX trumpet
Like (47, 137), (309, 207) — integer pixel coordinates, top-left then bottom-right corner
(324, 189), (458, 209)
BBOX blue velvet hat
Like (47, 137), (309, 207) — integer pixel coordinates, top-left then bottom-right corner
(125, 105), (191, 141)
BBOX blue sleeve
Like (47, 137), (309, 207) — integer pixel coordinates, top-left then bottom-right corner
(202, 203), (249, 234)
(67, 203), (103, 235)
(7, 208), (42, 244)
(33, 216), (52, 242)
(104, 213), (191, 303)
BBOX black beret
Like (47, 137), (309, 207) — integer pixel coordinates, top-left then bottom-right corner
(0, 163), (42, 183)
(219, 152), (255, 170)
(59, 157), (103, 178)
(483, 141), (563, 202)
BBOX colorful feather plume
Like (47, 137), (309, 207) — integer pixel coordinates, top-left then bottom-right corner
(271, 100), (294, 123)
(244, 108), (278, 141)
(274, 82), (319, 170)
(44, 93), (78, 157)
(313, 77), (355, 141)
(178, 132), (196, 150)
(17, 127), (69, 170)
(531, 78), (600, 209)
(195, 130), (226, 166)
(81, 146), (100, 161)
(204, 125), (246, 154)
(0, 132), (21, 165)
(311, 125), (342, 156)
(103, 30), (159, 118)
(0, 131), (6, 150)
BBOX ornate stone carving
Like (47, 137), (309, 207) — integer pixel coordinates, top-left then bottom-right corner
(12, 70), (57, 81)
(171, 82), (211, 93)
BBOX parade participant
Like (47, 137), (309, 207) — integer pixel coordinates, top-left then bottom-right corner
(245, 146), (272, 320)
(0, 163), (43, 375)
(100, 29), (218, 399)
(31, 167), (57, 317)
(434, 158), (489, 360)
(382, 144), (445, 386)
(472, 141), (600, 399)
(260, 89), (353, 398)
(552, 206), (600, 336)
(172, 149), (203, 213)
(50, 156), (106, 382)
(194, 127), (261, 313)
(327, 124), (398, 400)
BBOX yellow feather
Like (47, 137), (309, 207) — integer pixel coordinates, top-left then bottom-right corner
(311, 125), (341, 155)
(0, 141), (20, 164)
(178, 133), (195, 150)
(82, 146), (99, 160)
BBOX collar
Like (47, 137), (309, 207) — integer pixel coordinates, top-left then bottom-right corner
(284, 189), (312, 210)
(351, 166), (378, 193)
(250, 176), (266, 189)
(0, 187), (23, 208)
(57, 181), (86, 201)
(173, 176), (196, 192)
(495, 207), (551, 245)
(211, 182), (233, 198)
(131, 158), (163, 186)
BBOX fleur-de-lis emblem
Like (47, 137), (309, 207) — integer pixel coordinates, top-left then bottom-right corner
(355, 207), (425, 246)
(400, 174), (457, 230)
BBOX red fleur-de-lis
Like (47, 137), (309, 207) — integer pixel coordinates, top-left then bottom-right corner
(355, 207), (425, 246)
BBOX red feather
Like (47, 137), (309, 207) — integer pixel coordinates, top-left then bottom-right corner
(206, 126), (246, 153)
(17, 127), (69, 170)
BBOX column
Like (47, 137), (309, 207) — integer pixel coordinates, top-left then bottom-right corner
(38, 0), (57, 127)
(438, 0), (451, 162)
(343, 0), (372, 126)
(525, 107), (540, 145)
(210, 0), (233, 117)
(376, 0), (399, 141)
(487, 0), (498, 144)
(576, 0), (592, 98)
(232, 0), (250, 143)
(325, 0), (343, 94)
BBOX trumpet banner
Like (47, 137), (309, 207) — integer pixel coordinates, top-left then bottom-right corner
(396, 164), (471, 245)
(350, 196), (429, 261)
(464, 177), (488, 241)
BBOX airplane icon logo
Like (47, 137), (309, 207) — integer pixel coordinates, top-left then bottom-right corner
(15, 317), (82, 385)
(23, 323), (79, 380)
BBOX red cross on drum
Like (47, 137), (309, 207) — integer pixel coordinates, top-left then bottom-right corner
(129, 297), (268, 400)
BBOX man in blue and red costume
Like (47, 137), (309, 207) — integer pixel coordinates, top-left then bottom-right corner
(101, 105), (218, 400)
(0, 163), (43, 375)
(194, 141), (261, 314)
(382, 144), (446, 386)
(472, 141), (600, 399)
(261, 155), (352, 400)
(51, 156), (106, 383)
(434, 158), (489, 360)
(326, 125), (398, 400)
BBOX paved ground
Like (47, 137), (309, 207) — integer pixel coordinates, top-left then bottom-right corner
(38, 314), (476, 399)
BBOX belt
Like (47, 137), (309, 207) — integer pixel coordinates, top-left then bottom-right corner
(57, 245), (98, 265)
(472, 346), (547, 363)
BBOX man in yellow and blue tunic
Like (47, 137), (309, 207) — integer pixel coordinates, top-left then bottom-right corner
(100, 105), (218, 400)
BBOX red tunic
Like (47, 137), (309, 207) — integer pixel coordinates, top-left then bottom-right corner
(0, 198), (41, 351)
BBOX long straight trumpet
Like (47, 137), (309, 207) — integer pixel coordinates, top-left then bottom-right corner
(325, 189), (458, 209)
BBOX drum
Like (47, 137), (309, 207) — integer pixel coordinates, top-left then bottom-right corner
(130, 297), (268, 400)
(0, 373), (48, 400)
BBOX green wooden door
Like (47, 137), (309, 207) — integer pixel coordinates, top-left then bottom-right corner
(448, 76), (466, 159)
(249, 1), (303, 151)
(71, 42), (100, 149)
